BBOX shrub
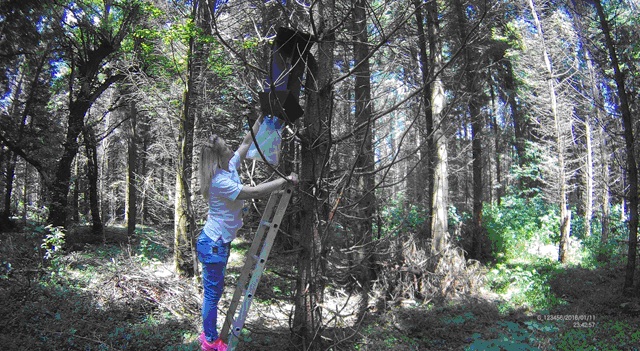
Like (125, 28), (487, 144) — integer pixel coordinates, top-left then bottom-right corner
(483, 195), (559, 261)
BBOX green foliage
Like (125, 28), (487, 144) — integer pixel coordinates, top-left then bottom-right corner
(442, 311), (476, 325)
(555, 320), (640, 351)
(483, 194), (559, 261)
(575, 205), (628, 268)
(485, 260), (564, 312)
(467, 321), (556, 351)
(134, 228), (169, 263)
(39, 225), (66, 261)
(376, 192), (427, 237)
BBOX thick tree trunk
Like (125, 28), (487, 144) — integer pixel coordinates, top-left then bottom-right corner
(48, 47), (124, 227)
(293, 53), (331, 350)
(413, 0), (434, 240)
(84, 126), (103, 236)
(49, 104), (86, 227)
(174, 0), (211, 277)
(427, 0), (449, 256)
(593, 0), (638, 293)
(353, 0), (376, 320)
(453, 0), (484, 259)
(174, 85), (196, 276)
(293, 5), (335, 345)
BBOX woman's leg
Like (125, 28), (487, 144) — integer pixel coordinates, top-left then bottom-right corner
(202, 260), (226, 341)
(197, 232), (231, 342)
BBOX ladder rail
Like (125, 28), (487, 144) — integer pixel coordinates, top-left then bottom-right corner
(220, 191), (281, 340)
(221, 186), (293, 348)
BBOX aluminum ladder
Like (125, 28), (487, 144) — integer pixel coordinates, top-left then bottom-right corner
(220, 185), (293, 350)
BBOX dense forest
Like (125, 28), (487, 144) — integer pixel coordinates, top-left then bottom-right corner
(1, 0), (639, 350)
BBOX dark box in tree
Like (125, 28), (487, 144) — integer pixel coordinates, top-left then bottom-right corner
(261, 27), (314, 123)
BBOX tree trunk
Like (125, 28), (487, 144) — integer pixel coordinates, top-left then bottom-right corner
(413, 0), (434, 241)
(585, 48), (604, 243)
(593, 0), (638, 293)
(428, 0), (449, 256)
(454, 0), (484, 259)
(527, 0), (571, 263)
(352, 0), (376, 320)
(503, 60), (527, 167)
(22, 161), (28, 225)
(584, 114), (594, 238)
(49, 105), (85, 227)
(293, 3), (335, 346)
(2, 152), (17, 227)
(126, 98), (138, 237)
(174, 0), (211, 277)
(84, 126), (103, 236)
(48, 54), (125, 227)
(490, 77), (502, 206)
(72, 158), (80, 223)
(599, 137), (611, 262)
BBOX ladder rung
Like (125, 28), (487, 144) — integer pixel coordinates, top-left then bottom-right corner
(249, 255), (267, 264)
(260, 220), (280, 229)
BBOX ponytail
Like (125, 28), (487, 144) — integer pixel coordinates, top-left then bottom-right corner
(198, 135), (222, 202)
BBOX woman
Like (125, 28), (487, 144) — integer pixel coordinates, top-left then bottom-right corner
(196, 116), (297, 351)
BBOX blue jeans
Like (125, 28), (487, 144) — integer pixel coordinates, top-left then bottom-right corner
(197, 231), (231, 342)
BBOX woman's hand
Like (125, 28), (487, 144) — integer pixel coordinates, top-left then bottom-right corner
(288, 173), (299, 186)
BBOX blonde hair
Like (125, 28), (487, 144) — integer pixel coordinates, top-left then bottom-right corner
(198, 135), (224, 202)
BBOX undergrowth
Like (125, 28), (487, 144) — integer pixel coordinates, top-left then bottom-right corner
(2, 190), (640, 351)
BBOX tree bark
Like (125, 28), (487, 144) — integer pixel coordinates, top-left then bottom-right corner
(174, 0), (212, 277)
(453, 0), (484, 259)
(428, 0), (449, 256)
(126, 98), (138, 237)
(293, 52), (331, 350)
(490, 77), (502, 206)
(413, 0), (434, 241)
(352, 0), (376, 320)
(593, 0), (638, 293)
(293, 3), (335, 346)
(2, 152), (17, 227)
(84, 126), (103, 236)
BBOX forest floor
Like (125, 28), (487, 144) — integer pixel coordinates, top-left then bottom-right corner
(1, 223), (639, 350)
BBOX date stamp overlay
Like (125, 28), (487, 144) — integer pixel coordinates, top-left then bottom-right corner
(534, 314), (597, 328)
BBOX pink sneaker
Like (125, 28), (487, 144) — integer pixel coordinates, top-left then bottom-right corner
(211, 338), (228, 351)
(198, 333), (215, 351)
(198, 333), (228, 351)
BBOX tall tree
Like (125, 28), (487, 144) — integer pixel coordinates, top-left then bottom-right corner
(125, 95), (139, 237)
(592, 0), (638, 293)
(293, 2), (335, 348)
(413, 0), (434, 240)
(526, 0), (573, 263)
(428, 0), (449, 255)
(351, 0), (376, 320)
(47, 0), (141, 227)
(83, 125), (102, 235)
(174, 0), (211, 277)
(453, 0), (485, 259)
